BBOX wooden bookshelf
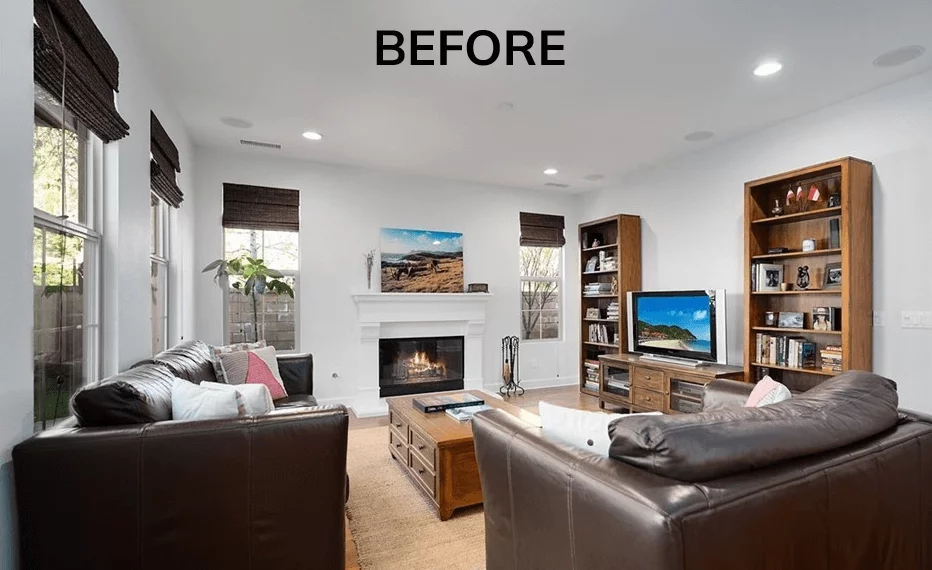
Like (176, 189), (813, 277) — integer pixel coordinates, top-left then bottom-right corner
(744, 157), (873, 391)
(578, 215), (641, 395)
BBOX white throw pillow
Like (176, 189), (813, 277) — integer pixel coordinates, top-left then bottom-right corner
(539, 402), (662, 456)
(201, 381), (274, 415)
(744, 375), (793, 407)
(171, 378), (243, 421)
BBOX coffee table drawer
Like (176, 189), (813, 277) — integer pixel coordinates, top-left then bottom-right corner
(389, 428), (408, 464)
(633, 368), (666, 393)
(409, 427), (436, 471)
(389, 409), (409, 438)
(633, 388), (664, 411)
(409, 448), (436, 499)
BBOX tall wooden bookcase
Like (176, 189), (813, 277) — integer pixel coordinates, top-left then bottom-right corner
(579, 215), (641, 396)
(743, 157), (873, 391)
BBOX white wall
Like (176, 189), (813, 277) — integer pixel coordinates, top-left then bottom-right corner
(582, 70), (932, 412)
(82, 0), (197, 373)
(0, 0), (40, 564)
(193, 148), (582, 403)
(0, 1), (195, 565)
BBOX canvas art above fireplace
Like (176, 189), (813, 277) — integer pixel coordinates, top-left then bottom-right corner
(380, 228), (464, 293)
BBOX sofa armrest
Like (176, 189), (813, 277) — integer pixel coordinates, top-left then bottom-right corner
(277, 352), (313, 395)
(702, 378), (754, 411)
(13, 405), (347, 570)
(473, 409), (705, 570)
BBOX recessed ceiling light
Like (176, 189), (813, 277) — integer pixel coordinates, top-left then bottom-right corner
(753, 61), (783, 77)
(497, 102), (515, 111)
(220, 117), (253, 129)
(583, 174), (604, 182)
(873, 45), (925, 68)
(543, 168), (558, 176)
(302, 131), (323, 141)
(684, 130), (715, 142)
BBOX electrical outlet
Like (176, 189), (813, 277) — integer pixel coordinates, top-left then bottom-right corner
(872, 311), (884, 327)
(902, 311), (919, 328)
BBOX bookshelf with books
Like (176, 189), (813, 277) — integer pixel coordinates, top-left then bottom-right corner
(578, 214), (641, 397)
(744, 158), (873, 391)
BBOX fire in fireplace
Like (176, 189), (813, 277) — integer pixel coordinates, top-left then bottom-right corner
(379, 336), (464, 397)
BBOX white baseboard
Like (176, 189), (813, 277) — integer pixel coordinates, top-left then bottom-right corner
(483, 376), (578, 392)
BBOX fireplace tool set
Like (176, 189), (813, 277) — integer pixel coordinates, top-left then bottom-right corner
(500, 335), (524, 397)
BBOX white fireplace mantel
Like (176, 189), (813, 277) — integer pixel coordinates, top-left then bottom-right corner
(350, 292), (492, 417)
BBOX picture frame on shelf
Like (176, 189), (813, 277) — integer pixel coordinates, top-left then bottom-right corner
(812, 307), (841, 331)
(585, 256), (598, 272)
(757, 263), (784, 292)
(586, 307), (601, 319)
(778, 312), (805, 329)
(764, 312), (777, 327)
(823, 262), (842, 288)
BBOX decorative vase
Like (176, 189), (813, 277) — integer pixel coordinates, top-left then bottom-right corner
(771, 199), (783, 217)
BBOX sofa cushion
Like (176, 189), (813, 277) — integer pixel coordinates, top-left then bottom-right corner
(71, 364), (176, 427)
(273, 394), (319, 409)
(171, 378), (244, 421)
(607, 371), (899, 482)
(136, 340), (217, 385)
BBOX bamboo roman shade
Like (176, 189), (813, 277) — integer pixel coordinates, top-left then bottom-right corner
(222, 184), (300, 232)
(520, 212), (566, 247)
(33, 0), (130, 142)
(150, 112), (183, 208)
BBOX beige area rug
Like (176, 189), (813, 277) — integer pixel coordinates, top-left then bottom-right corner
(346, 427), (486, 570)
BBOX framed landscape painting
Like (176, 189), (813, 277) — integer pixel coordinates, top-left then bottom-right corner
(380, 228), (464, 293)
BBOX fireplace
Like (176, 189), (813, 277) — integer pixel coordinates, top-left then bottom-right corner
(379, 336), (465, 397)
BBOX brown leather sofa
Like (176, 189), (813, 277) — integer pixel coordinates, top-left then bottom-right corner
(13, 341), (349, 570)
(474, 371), (932, 570)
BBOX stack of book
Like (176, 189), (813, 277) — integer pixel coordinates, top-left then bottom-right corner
(583, 360), (600, 391)
(604, 370), (630, 397)
(588, 323), (610, 344)
(755, 334), (817, 368)
(584, 282), (612, 296)
(599, 254), (617, 271)
(821, 345), (843, 372)
(606, 300), (620, 320)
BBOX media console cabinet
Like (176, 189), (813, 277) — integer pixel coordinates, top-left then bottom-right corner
(598, 353), (745, 414)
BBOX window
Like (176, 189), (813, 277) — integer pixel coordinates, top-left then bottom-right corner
(520, 247), (562, 340)
(223, 228), (298, 351)
(33, 85), (101, 430)
(150, 193), (169, 354)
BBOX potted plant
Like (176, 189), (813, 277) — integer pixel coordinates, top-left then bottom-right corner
(203, 256), (295, 343)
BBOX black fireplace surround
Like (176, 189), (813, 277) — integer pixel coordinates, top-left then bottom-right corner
(379, 336), (465, 397)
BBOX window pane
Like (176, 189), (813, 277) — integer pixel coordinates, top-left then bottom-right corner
(34, 87), (86, 224)
(34, 226), (88, 429)
(520, 246), (560, 278)
(539, 310), (560, 340)
(151, 260), (167, 354)
(228, 276), (296, 351)
(224, 229), (298, 351)
(150, 194), (161, 256)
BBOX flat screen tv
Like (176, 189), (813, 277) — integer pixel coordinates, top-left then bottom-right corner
(626, 290), (727, 365)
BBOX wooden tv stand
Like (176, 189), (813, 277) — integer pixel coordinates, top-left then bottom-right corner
(598, 353), (745, 414)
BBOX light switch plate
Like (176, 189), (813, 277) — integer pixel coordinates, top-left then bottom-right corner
(873, 311), (884, 327)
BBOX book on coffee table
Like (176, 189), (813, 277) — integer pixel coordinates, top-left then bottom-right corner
(412, 393), (485, 413)
(445, 404), (492, 422)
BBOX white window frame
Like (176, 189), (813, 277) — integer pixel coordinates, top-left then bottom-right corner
(221, 228), (300, 353)
(150, 192), (170, 354)
(33, 93), (103, 430)
(519, 246), (564, 342)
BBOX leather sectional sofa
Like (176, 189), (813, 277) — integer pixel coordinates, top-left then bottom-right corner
(13, 341), (349, 570)
(474, 371), (932, 570)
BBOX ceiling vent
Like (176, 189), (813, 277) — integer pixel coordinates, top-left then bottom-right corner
(544, 182), (571, 189)
(240, 139), (282, 150)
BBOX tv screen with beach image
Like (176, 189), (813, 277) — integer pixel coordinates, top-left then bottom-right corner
(635, 294), (712, 356)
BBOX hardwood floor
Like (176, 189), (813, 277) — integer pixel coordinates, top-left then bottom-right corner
(343, 385), (604, 568)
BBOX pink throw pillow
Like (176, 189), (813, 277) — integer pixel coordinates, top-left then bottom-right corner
(744, 376), (792, 407)
(245, 352), (288, 400)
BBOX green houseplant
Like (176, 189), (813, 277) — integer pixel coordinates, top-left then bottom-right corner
(203, 256), (295, 343)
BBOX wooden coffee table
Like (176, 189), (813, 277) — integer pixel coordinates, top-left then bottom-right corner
(386, 390), (537, 520)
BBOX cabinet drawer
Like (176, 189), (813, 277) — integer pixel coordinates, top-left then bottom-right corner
(409, 427), (437, 472)
(389, 409), (409, 438)
(389, 429), (408, 464)
(409, 448), (436, 499)
(633, 367), (666, 393)
(633, 388), (664, 411)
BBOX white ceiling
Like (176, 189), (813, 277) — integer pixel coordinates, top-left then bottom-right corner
(121, 0), (932, 193)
